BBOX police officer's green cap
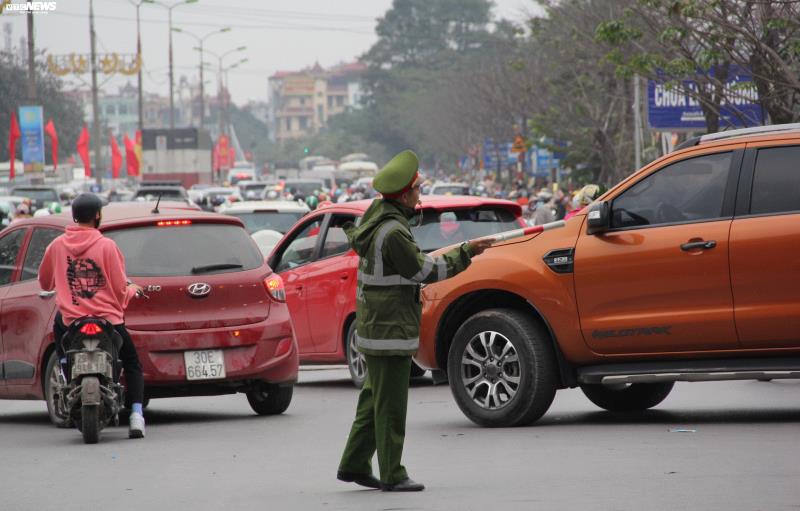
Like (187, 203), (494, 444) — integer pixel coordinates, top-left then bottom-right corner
(373, 150), (419, 195)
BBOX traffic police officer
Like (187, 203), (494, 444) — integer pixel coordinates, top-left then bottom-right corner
(337, 150), (492, 492)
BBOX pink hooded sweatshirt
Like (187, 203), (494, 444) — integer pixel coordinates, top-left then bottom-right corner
(39, 226), (136, 326)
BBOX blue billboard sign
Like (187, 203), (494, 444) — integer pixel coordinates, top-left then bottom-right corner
(647, 67), (763, 130)
(19, 105), (45, 174)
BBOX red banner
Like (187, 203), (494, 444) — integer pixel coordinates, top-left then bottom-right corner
(44, 119), (58, 170)
(110, 132), (122, 178)
(8, 112), (20, 180)
(124, 134), (140, 177)
(76, 125), (90, 177)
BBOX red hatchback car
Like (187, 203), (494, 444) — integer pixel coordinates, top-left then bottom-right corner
(0, 202), (298, 424)
(267, 195), (524, 386)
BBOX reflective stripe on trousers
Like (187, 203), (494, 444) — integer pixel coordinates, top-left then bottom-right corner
(356, 333), (419, 352)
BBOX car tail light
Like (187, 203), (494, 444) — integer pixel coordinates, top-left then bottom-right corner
(156, 219), (192, 227)
(264, 275), (286, 302)
(79, 323), (103, 335)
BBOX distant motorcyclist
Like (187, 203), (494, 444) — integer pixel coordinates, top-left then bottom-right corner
(38, 193), (147, 439)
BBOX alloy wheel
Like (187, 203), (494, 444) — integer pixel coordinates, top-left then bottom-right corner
(460, 330), (521, 410)
(348, 330), (367, 381)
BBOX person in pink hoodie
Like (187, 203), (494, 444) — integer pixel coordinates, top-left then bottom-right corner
(39, 193), (147, 439)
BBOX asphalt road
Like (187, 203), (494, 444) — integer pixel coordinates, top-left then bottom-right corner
(1, 368), (799, 511)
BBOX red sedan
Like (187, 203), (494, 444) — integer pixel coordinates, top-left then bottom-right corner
(268, 195), (525, 386)
(0, 202), (298, 424)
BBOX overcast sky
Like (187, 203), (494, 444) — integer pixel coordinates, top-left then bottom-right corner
(3, 0), (543, 104)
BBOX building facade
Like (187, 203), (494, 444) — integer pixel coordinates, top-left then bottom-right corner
(267, 61), (365, 143)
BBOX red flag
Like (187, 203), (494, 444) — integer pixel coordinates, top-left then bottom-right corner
(44, 119), (58, 170)
(110, 132), (122, 178)
(124, 134), (140, 177)
(76, 125), (90, 177)
(229, 147), (236, 168)
(8, 112), (20, 180)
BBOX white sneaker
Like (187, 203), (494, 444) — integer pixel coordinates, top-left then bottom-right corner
(129, 412), (145, 439)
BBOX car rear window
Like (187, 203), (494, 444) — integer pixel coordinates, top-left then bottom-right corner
(106, 223), (263, 276)
(12, 189), (58, 202)
(432, 185), (469, 196)
(134, 189), (186, 200)
(411, 207), (521, 252)
(285, 182), (324, 196)
(228, 211), (305, 234)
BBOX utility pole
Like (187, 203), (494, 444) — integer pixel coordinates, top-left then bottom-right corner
(25, 12), (35, 100)
(90, 0), (103, 185)
(166, 8), (174, 129)
(131, 1), (144, 132)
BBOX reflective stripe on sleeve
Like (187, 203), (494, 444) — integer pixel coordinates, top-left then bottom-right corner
(410, 254), (435, 282)
(435, 257), (447, 281)
(356, 333), (419, 351)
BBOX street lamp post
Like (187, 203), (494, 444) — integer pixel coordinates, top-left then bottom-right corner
(222, 58), (248, 140)
(144, 0), (197, 130)
(172, 26), (230, 129)
(200, 46), (245, 137)
(129, 0), (146, 132)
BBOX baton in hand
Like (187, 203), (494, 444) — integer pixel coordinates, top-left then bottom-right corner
(472, 220), (566, 245)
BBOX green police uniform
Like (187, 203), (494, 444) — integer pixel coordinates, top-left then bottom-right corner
(338, 150), (475, 486)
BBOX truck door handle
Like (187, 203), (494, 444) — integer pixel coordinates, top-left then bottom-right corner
(680, 240), (716, 251)
(340, 273), (349, 281)
(295, 285), (303, 296)
(38, 290), (56, 299)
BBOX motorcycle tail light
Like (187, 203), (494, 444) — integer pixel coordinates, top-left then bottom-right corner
(80, 323), (103, 335)
(264, 275), (286, 302)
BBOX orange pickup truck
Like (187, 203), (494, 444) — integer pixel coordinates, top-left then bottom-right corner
(418, 123), (800, 427)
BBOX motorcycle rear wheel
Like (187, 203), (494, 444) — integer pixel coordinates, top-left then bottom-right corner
(81, 405), (101, 444)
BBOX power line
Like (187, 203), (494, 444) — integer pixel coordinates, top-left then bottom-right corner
(49, 9), (375, 35)
(104, 0), (378, 23)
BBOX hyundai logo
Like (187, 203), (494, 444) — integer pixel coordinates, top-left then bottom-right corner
(187, 282), (212, 297)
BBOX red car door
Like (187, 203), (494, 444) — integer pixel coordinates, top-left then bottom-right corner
(304, 214), (358, 355)
(2, 227), (62, 395)
(0, 227), (28, 394)
(270, 215), (325, 356)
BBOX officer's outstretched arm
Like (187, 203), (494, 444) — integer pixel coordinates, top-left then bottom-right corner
(384, 229), (472, 285)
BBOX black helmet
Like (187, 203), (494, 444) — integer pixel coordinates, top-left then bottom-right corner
(71, 193), (103, 223)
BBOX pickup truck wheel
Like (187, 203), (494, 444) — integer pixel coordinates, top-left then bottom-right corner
(580, 382), (674, 412)
(447, 309), (557, 427)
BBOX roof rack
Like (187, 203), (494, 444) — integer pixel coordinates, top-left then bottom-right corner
(699, 123), (800, 144)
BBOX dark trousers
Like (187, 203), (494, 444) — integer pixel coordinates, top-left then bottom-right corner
(338, 354), (412, 485)
(54, 312), (144, 405)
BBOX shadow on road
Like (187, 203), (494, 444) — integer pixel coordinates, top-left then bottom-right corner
(536, 407), (800, 426)
(298, 376), (434, 389)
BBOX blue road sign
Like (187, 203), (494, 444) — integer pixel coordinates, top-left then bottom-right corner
(647, 66), (763, 130)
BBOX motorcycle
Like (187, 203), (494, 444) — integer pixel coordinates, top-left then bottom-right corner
(54, 317), (125, 444)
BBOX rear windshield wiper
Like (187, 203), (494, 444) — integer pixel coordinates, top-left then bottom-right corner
(191, 263), (244, 274)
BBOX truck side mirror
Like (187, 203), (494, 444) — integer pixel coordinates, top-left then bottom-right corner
(586, 201), (610, 235)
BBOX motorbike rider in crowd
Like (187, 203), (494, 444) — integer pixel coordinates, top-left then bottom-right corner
(38, 193), (148, 439)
